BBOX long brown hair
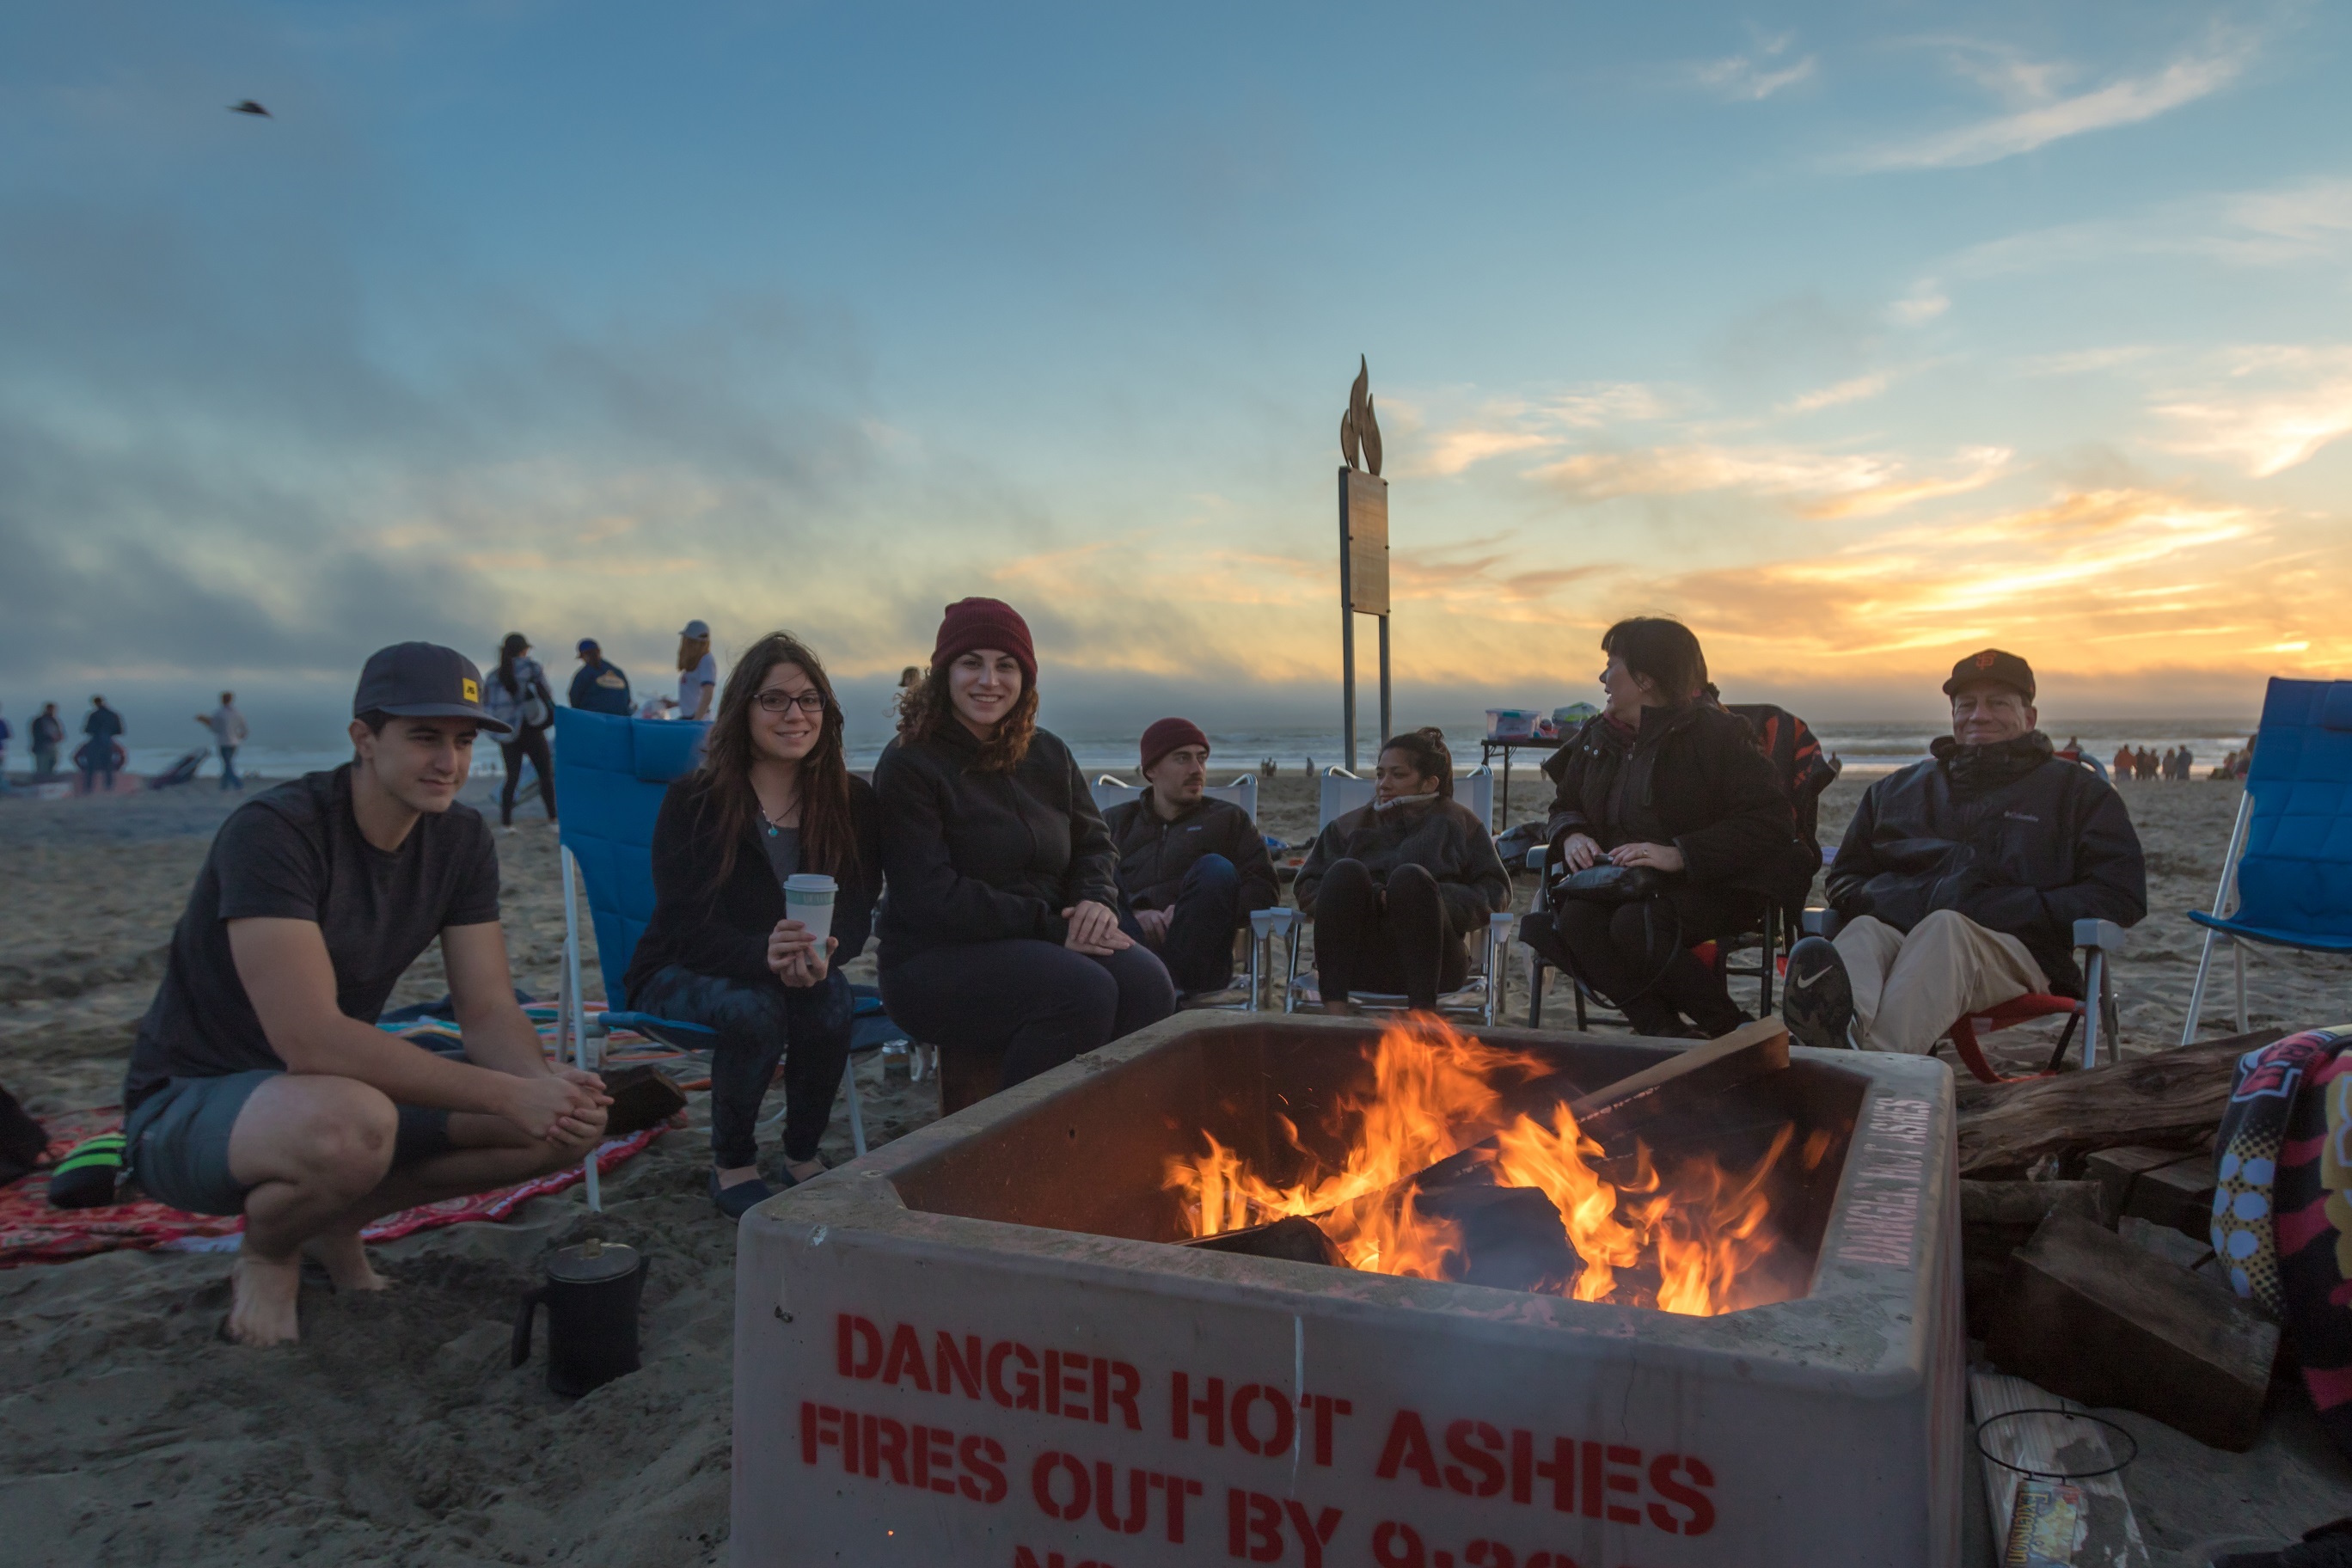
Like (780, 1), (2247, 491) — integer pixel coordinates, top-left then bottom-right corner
(895, 659), (1040, 772)
(694, 632), (859, 897)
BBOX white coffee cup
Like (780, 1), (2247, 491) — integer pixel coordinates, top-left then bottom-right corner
(783, 873), (837, 939)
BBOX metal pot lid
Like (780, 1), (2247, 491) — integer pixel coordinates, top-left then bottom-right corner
(547, 1237), (640, 1283)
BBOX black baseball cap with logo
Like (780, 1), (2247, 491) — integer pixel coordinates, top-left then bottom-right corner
(352, 642), (514, 734)
(1942, 647), (2036, 702)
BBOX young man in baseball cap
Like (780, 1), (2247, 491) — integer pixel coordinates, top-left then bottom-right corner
(1100, 718), (1280, 995)
(1783, 648), (2145, 1056)
(119, 643), (610, 1346)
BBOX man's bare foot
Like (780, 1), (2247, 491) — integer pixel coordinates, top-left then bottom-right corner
(227, 1249), (303, 1346)
(306, 1228), (389, 1293)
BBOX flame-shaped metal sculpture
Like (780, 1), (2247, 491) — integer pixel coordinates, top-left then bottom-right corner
(1342, 355), (1382, 476)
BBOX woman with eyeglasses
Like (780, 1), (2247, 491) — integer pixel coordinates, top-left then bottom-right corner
(623, 631), (880, 1216)
(876, 598), (1175, 1094)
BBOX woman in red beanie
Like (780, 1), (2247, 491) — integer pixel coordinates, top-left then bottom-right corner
(874, 598), (1175, 1088)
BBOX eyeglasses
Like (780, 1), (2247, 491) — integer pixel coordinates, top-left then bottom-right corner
(755, 689), (829, 715)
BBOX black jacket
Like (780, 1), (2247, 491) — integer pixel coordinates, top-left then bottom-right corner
(874, 724), (1119, 967)
(622, 774), (882, 1003)
(1824, 732), (2146, 996)
(1103, 796), (1280, 917)
(1540, 701), (1813, 906)
(1295, 797), (1511, 937)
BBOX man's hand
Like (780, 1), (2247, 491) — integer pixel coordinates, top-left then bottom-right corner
(1608, 841), (1685, 873)
(501, 1073), (608, 1142)
(1134, 908), (1172, 944)
(1063, 900), (1132, 956)
(1560, 833), (1603, 872)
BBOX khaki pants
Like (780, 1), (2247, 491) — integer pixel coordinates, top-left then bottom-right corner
(1834, 910), (2047, 1056)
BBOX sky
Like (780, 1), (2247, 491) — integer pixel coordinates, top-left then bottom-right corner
(3, 1), (2348, 749)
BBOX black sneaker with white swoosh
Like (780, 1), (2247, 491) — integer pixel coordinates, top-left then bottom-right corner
(1781, 935), (1858, 1051)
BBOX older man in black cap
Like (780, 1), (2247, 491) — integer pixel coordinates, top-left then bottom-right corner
(1783, 649), (2146, 1056)
(118, 643), (609, 1346)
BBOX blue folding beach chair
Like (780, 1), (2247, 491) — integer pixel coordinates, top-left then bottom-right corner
(2180, 677), (2352, 1043)
(552, 709), (893, 1210)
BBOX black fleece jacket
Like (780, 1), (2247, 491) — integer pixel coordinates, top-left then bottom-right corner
(1103, 795), (1280, 917)
(622, 774), (882, 1004)
(874, 724), (1120, 968)
(1825, 732), (2146, 995)
(1295, 797), (1512, 937)
(1540, 701), (1813, 905)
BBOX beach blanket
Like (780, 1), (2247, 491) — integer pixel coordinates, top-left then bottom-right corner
(0, 1107), (665, 1267)
(2210, 1024), (2352, 1460)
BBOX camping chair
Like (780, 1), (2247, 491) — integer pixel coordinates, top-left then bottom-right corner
(552, 709), (892, 1210)
(1519, 845), (1782, 1032)
(2180, 677), (2352, 1044)
(1088, 773), (1276, 1010)
(1799, 910), (2124, 1080)
(1269, 765), (1513, 1025)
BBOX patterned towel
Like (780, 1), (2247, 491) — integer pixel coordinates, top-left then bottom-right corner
(2211, 1025), (2352, 1458)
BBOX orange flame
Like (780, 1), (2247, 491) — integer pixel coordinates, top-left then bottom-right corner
(1164, 1014), (1803, 1316)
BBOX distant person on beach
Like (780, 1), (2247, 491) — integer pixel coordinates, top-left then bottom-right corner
(31, 703), (63, 781)
(1101, 718), (1278, 996)
(197, 692), (249, 791)
(1295, 727), (1511, 1013)
(677, 620), (718, 721)
(626, 632), (879, 1218)
(1783, 649), (2145, 1056)
(118, 643), (609, 1346)
(567, 639), (634, 716)
(2112, 744), (2133, 780)
(483, 634), (558, 829)
(1518, 618), (1812, 1038)
(79, 695), (124, 794)
(876, 598), (1175, 1089)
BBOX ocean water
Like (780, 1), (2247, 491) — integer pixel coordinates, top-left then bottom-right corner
(79, 714), (2258, 786)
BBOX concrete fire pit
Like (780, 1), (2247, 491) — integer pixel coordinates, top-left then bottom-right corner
(732, 1011), (1963, 1566)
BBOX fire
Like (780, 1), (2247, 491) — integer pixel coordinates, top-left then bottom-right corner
(1164, 1015), (1801, 1317)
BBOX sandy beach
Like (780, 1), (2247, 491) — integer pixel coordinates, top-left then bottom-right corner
(1, 765), (2345, 1565)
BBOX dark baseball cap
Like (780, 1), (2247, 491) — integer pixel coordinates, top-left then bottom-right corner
(1943, 648), (2036, 701)
(577, 638), (600, 654)
(352, 642), (514, 734)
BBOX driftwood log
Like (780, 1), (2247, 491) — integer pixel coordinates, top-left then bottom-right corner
(1955, 1029), (2282, 1178)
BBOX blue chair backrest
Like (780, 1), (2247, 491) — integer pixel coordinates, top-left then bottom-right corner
(554, 707), (710, 1008)
(2234, 678), (2352, 936)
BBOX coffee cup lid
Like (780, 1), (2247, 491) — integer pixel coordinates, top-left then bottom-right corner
(548, 1237), (640, 1283)
(783, 873), (837, 892)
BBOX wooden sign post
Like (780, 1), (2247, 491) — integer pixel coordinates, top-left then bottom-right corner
(1337, 357), (1390, 772)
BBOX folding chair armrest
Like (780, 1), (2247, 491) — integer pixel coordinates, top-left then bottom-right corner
(1801, 908), (1842, 939)
(1524, 845), (1547, 872)
(2073, 917), (2127, 953)
(1256, 907), (1298, 936)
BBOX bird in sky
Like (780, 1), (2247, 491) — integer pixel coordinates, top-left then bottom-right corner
(227, 100), (271, 117)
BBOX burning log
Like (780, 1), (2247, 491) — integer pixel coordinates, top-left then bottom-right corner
(1956, 1029), (2282, 1177)
(1179, 1216), (1344, 1268)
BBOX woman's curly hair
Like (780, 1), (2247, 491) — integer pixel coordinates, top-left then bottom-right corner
(895, 660), (1040, 772)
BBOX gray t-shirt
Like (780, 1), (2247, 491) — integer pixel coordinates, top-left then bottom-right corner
(761, 823), (801, 885)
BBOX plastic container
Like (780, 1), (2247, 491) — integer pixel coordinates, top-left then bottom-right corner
(1485, 707), (1543, 742)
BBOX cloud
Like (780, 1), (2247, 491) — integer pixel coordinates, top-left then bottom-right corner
(1888, 284), (1951, 326)
(1399, 383), (1675, 478)
(1860, 34), (2251, 170)
(2153, 346), (2352, 476)
(1694, 32), (1816, 101)
(1779, 372), (1893, 415)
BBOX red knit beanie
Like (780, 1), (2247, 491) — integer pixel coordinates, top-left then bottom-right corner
(930, 597), (1037, 685)
(1140, 717), (1210, 775)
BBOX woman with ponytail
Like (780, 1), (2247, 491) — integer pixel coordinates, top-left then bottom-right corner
(1292, 727), (1511, 1012)
(623, 631), (880, 1216)
(875, 598), (1174, 1091)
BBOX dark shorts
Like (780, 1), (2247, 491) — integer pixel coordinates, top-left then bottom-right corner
(122, 1069), (456, 1217)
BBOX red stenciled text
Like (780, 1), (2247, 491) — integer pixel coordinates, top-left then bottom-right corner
(1169, 1372), (1353, 1464)
(837, 1314), (1142, 1430)
(1028, 1450), (1204, 1544)
(799, 1400), (1008, 1503)
(1370, 1409), (1714, 1537)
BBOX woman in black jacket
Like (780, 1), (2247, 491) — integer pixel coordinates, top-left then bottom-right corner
(1294, 728), (1512, 1011)
(1522, 617), (1809, 1038)
(876, 598), (1174, 1089)
(623, 631), (881, 1217)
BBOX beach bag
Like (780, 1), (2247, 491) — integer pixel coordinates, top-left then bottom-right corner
(2209, 1025), (2352, 1461)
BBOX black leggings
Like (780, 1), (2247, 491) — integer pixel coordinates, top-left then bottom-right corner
(1525, 886), (1759, 1037)
(499, 725), (556, 825)
(628, 964), (854, 1167)
(881, 939), (1175, 1088)
(1309, 860), (1467, 1011)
